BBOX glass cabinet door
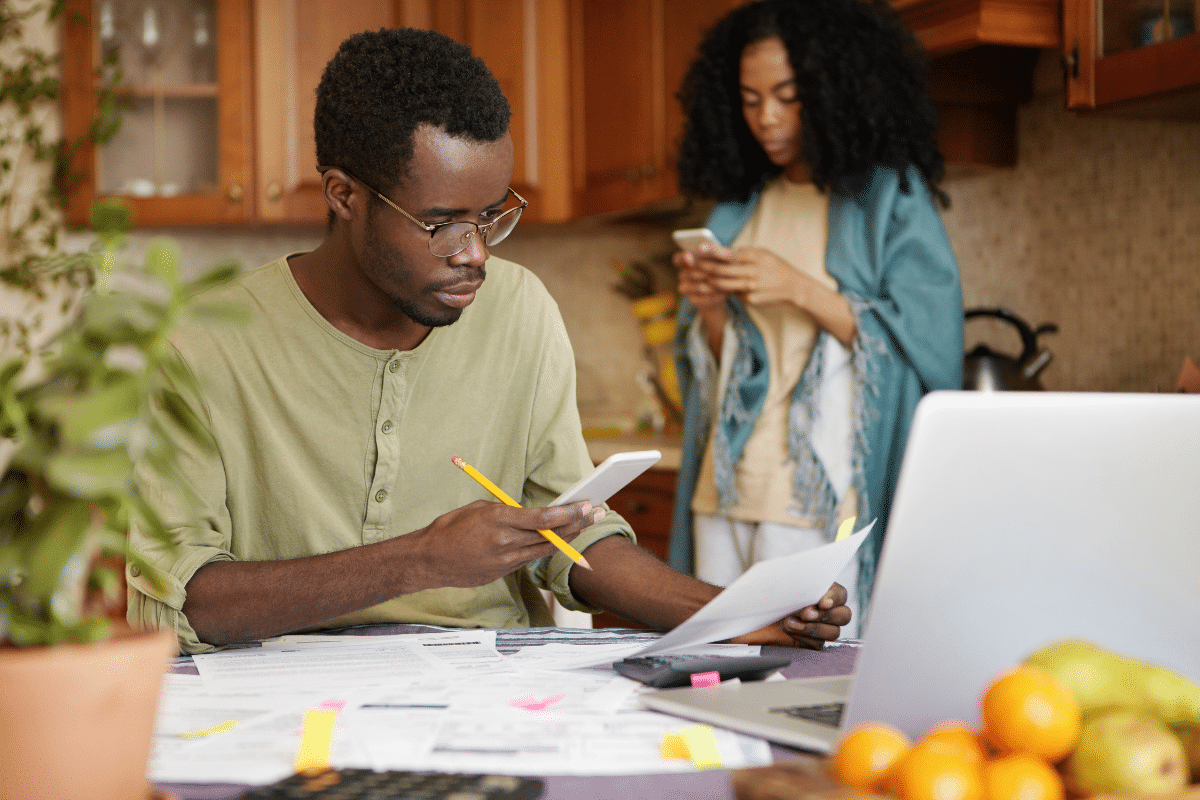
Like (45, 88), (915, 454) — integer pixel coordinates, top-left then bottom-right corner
(94, 0), (219, 199)
(63, 0), (253, 225)
(1099, 0), (1195, 56)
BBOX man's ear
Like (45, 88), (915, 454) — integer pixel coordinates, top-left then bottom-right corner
(321, 168), (359, 222)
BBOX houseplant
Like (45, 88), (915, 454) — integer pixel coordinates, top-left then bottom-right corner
(1, 3), (237, 797)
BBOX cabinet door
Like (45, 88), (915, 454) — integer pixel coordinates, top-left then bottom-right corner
(1064, 0), (1200, 113)
(62, 0), (255, 226)
(252, 0), (410, 223)
(566, 0), (739, 219)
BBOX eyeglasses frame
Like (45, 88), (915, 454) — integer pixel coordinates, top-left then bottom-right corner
(317, 166), (528, 257)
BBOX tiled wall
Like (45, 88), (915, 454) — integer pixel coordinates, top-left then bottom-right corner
(28, 54), (1200, 422)
(941, 52), (1200, 393)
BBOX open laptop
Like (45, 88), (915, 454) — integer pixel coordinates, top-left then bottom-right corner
(640, 391), (1200, 752)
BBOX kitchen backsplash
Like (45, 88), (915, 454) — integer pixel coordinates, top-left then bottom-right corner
(32, 52), (1200, 423)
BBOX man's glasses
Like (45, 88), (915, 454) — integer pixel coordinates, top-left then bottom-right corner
(318, 167), (527, 258)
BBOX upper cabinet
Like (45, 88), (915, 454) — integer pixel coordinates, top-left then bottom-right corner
(1063, 0), (1200, 116)
(61, 0), (740, 227)
(890, 0), (1061, 170)
(62, 0), (256, 225)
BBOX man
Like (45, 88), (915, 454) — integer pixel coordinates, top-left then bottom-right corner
(128, 27), (849, 654)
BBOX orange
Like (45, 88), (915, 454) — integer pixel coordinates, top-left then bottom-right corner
(981, 666), (1081, 762)
(893, 742), (985, 800)
(921, 721), (988, 765)
(831, 722), (913, 792)
(982, 753), (1065, 800)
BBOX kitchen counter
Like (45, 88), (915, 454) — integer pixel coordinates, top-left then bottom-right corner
(584, 432), (682, 470)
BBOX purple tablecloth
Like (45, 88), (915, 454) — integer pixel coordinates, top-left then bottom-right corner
(159, 627), (858, 800)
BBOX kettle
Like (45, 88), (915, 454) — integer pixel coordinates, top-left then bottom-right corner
(962, 307), (1058, 391)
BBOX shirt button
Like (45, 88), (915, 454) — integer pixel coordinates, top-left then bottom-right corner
(129, 564), (141, 578)
(388, 360), (399, 373)
(381, 420), (393, 434)
(375, 489), (388, 503)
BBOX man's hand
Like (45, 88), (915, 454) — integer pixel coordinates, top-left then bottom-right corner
(570, 538), (852, 647)
(729, 583), (851, 650)
(410, 499), (604, 589)
(183, 498), (603, 646)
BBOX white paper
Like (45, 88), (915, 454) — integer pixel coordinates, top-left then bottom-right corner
(533, 523), (873, 669)
(643, 522), (873, 654)
(151, 630), (774, 784)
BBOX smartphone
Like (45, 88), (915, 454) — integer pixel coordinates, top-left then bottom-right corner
(613, 654), (791, 688)
(672, 227), (721, 253)
(549, 450), (661, 507)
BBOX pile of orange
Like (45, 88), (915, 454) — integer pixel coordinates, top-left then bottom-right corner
(830, 665), (1082, 800)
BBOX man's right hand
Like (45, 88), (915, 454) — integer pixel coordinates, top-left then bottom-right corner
(409, 499), (604, 589)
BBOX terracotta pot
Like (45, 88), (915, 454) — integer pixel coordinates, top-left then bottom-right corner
(0, 625), (176, 800)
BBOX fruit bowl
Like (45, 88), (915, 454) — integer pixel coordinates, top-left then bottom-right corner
(732, 756), (1200, 800)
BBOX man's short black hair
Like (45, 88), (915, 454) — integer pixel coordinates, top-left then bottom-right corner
(314, 27), (511, 197)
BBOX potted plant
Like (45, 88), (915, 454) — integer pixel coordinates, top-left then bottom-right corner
(0, 4), (236, 798)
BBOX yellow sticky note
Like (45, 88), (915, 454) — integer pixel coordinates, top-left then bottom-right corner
(835, 515), (857, 542)
(178, 719), (238, 739)
(661, 730), (689, 760)
(679, 724), (724, 769)
(294, 708), (338, 773)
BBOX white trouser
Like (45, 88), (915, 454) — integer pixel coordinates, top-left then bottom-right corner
(693, 513), (861, 640)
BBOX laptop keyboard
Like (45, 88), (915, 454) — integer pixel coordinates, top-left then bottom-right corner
(770, 702), (845, 728)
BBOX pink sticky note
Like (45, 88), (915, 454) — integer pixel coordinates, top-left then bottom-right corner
(509, 693), (566, 711)
(690, 671), (720, 687)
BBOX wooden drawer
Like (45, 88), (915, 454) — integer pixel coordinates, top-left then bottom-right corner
(593, 469), (678, 629)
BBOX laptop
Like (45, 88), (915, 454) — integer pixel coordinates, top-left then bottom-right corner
(640, 391), (1200, 752)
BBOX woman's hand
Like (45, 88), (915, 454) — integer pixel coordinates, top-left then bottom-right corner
(674, 244), (733, 356)
(728, 583), (851, 649)
(694, 246), (858, 346)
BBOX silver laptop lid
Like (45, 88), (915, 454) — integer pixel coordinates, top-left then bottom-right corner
(843, 391), (1200, 739)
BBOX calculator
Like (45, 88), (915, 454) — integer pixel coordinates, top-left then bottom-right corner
(236, 768), (545, 800)
(613, 654), (791, 688)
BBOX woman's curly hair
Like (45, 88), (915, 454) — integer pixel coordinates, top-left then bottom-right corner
(314, 28), (510, 196)
(676, 0), (947, 207)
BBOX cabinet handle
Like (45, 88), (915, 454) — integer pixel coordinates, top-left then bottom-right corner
(227, 183), (243, 202)
(266, 181), (282, 201)
(1065, 43), (1079, 80)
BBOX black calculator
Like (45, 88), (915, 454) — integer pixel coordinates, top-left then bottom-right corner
(236, 768), (544, 800)
(613, 654), (791, 688)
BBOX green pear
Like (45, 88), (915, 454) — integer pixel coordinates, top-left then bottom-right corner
(1062, 710), (1188, 795)
(1172, 724), (1200, 782)
(1024, 639), (1200, 725)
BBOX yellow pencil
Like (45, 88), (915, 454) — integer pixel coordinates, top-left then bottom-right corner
(451, 456), (592, 570)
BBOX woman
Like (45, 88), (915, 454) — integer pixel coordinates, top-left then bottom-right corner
(668, 0), (964, 635)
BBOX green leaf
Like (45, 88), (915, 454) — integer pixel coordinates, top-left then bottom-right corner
(21, 497), (90, 601)
(34, 377), (140, 450)
(143, 239), (182, 286)
(44, 449), (133, 498)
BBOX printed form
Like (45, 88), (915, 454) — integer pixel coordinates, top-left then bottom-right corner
(150, 528), (870, 785)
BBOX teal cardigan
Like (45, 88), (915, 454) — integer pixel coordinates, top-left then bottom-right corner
(668, 166), (964, 619)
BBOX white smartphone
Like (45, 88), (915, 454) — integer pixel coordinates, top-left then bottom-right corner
(671, 227), (721, 253)
(549, 450), (662, 507)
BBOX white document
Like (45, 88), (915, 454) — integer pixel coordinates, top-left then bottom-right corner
(539, 523), (873, 669)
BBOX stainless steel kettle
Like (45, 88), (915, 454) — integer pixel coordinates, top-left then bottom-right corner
(962, 307), (1058, 391)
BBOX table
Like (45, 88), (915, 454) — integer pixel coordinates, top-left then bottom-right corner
(157, 626), (858, 800)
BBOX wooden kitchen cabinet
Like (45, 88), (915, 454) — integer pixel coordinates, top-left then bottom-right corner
(890, 0), (1060, 170)
(1063, 0), (1200, 116)
(62, 0), (739, 227)
(61, 0), (257, 226)
(592, 468), (678, 630)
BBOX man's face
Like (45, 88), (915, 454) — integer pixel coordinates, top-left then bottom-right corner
(359, 124), (515, 329)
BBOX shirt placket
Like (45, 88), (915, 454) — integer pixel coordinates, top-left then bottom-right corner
(364, 353), (408, 540)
